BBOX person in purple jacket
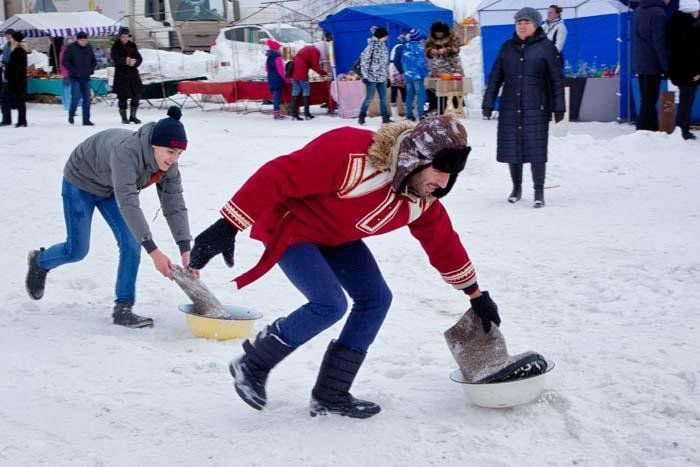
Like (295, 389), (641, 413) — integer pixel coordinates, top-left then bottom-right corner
(265, 39), (290, 120)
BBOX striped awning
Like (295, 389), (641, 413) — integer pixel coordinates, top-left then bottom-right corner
(0, 11), (122, 38)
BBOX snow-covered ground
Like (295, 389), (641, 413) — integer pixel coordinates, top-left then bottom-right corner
(1, 103), (699, 466)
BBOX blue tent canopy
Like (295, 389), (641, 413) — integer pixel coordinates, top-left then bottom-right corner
(320, 2), (453, 75)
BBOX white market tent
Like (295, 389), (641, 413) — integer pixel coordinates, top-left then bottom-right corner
(476, 0), (632, 120)
(0, 11), (121, 38)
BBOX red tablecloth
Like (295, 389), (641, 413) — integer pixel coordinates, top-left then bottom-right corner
(177, 80), (333, 109)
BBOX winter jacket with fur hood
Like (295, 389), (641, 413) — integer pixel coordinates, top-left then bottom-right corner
(63, 123), (191, 251)
(360, 37), (390, 82)
(425, 24), (463, 76)
(220, 117), (477, 291)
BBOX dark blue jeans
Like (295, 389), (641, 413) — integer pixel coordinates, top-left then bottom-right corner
(276, 241), (393, 352)
(39, 178), (141, 304)
(272, 89), (282, 111)
(359, 81), (388, 117)
(69, 78), (91, 124)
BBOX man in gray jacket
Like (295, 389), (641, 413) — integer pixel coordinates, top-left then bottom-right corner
(25, 106), (194, 328)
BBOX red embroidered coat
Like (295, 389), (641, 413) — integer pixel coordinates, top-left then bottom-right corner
(221, 127), (477, 291)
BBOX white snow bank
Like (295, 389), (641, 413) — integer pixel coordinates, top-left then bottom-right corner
(138, 49), (215, 80)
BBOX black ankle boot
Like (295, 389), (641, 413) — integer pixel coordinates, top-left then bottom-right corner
(534, 188), (545, 208)
(112, 302), (153, 328)
(508, 185), (522, 203)
(358, 113), (366, 125)
(229, 319), (295, 410)
(291, 96), (303, 121)
(303, 97), (314, 119)
(381, 114), (393, 124)
(25, 248), (48, 300)
(119, 108), (129, 124)
(310, 340), (381, 419)
(129, 107), (141, 124)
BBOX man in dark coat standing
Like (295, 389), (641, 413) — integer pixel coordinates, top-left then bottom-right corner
(482, 7), (565, 208)
(6, 31), (28, 127)
(63, 31), (96, 126)
(111, 27), (143, 125)
(667, 0), (699, 140)
(633, 0), (670, 131)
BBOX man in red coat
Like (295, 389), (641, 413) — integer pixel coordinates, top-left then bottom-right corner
(290, 42), (328, 120)
(189, 116), (501, 418)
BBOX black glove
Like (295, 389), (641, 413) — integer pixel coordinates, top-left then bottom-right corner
(554, 112), (565, 123)
(482, 108), (493, 120)
(189, 218), (237, 270)
(469, 291), (501, 333)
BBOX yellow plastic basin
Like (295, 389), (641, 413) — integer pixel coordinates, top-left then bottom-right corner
(178, 304), (263, 340)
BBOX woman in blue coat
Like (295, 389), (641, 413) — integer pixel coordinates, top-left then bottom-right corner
(482, 7), (565, 208)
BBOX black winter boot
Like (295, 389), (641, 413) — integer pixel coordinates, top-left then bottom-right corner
(229, 319), (295, 410)
(129, 107), (141, 124)
(310, 340), (381, 419)
(358, 113), (366, 125)
(508, 163), (523, 203)
(112, 302), (154, 328)
(291, 96), (303, 121)
(25, 248), (48, 300)
(303, 96), (314, 120)
(381, 114), (393, 124)
(533, 189), (545, 208)
(119, 108), (129, 124)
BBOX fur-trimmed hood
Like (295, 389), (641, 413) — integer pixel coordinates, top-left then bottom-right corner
(368, 116), (469, 197)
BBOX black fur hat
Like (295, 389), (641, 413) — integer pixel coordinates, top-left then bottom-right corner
(430, 21), (451, 38)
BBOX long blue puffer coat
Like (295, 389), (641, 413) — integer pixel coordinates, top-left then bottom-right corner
(482, 30), (565, 164)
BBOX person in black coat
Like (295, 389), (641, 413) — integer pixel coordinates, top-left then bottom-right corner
(482, 7), (565, 208)
(4, 31), (28, 127)
(63, 31), (97, 126)
(110, 27), (143, 124)
(633, 0), (670, 132)
(667, 1), (700, 140)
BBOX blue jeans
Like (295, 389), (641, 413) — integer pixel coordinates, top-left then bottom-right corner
(39, 178), (141, 304)
(69, 78), (91, 124)
(291, 80), (310, 97)
(359, 81), (388, 117)
(271, 89), (282, 111)
(276, 241), (393, 352)
(405, 79), (426, 120)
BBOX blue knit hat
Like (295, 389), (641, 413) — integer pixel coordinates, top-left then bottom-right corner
(151, 106), (187, 150)
(408, 28), (424, 42)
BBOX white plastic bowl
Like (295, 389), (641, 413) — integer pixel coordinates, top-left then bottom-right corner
(449, 361), (555, 408)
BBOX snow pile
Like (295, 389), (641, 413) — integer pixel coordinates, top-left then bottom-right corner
(210, 41), (268, 81)
(461, 36), (484, 110)
(27, 50), (51, 72)
(139, 49), (215, 80)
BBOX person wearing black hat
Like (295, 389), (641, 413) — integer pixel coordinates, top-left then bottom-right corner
(111, 27), (143, 124)
(357, 26), (391, 124)
(25, 107), (195, 329)
(63, 31), (97, 125)
(3, 30), (28, 127)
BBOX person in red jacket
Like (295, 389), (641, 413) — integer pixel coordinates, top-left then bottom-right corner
(189, 116), (501, 419)
(289, 42), (328, 120)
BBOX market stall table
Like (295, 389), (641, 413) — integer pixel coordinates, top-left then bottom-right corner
(177, 79), (334, 112)
(26, 77), (108, 97)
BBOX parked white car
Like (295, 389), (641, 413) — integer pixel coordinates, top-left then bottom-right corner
(211, 23), (314, 80)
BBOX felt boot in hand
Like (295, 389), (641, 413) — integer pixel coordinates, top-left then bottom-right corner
(309, 340), (381, 419)
(444, 308), (547, 383)
(303, 97), (314, 120)
(129, 107), (141, 124)
(25, 248), (48, 300)
(119, 108), (129, 124)
(112, 302), (154, 328)
(229, 319), (295, 410)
